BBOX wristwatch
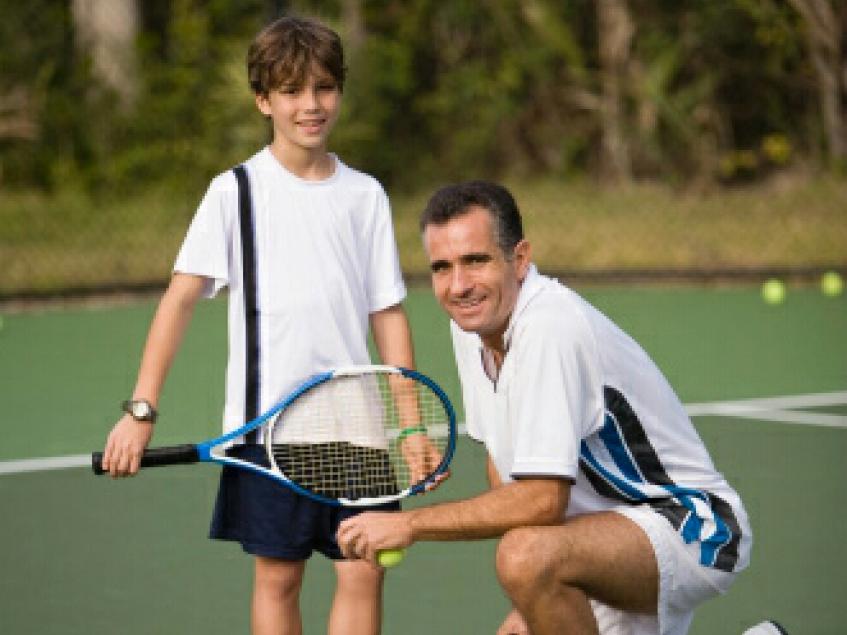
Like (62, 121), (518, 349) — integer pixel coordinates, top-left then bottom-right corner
(121, 399), (158, 423)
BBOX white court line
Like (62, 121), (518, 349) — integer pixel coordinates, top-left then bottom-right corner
(1, 391), (844, 476)
(685, 391), (847, 415)
(0, 454), (90, 475)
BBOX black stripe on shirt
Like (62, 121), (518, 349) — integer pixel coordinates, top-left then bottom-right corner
(233, 165), (260, 443)
(578, 386), (741, 571)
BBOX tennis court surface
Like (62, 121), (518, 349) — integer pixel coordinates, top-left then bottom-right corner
(1, 285), (844, 634)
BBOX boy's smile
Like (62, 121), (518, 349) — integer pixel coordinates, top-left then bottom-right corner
(256, 66), (342, 164)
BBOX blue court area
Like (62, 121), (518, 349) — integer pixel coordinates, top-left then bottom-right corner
(1, 285), (844, 634)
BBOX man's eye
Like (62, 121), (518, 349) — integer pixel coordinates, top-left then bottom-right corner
(467, 255), (490, 267)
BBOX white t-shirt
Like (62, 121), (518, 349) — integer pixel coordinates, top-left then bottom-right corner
(451, 265), (751, 574)
(174, 148), (406, 441)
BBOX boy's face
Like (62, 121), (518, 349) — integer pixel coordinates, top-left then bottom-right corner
(255, 65), (342, 155)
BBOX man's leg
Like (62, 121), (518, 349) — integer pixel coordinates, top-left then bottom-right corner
(252, 556), (307, 635)
(495, 512), (659, 635)
(328, 559), (385, 635)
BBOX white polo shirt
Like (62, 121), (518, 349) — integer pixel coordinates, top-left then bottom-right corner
(451, 265), (751, 573)
(174, 148), (406, 439)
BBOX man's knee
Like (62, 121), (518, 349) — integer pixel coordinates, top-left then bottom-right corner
(496, 527), (558, 595)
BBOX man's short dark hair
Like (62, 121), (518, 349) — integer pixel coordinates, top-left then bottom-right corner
(420, 181), (524, 256)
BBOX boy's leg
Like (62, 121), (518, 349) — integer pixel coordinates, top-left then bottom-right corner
(328, 559), (385, 635)
(495, 511), (659, 635)
(252, 556), (307, 635)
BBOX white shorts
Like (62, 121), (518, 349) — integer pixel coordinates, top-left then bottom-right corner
(591, 505), (738, 635)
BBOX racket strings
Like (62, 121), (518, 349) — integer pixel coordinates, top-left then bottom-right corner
(268, 372), (450, 501)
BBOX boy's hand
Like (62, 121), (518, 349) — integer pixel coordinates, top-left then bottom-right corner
(400, 434), (450, 490)
(101, 415), (154, 477)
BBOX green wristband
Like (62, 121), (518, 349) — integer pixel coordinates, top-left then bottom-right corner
(397, 425), (428, 442)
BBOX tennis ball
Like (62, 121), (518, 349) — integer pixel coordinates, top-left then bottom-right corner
(761, 279), (786, 305)
(377, 549), (405, 568)
(820, 271), (843, 297)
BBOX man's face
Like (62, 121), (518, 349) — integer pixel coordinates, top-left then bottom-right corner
(423, 206), (530, 351)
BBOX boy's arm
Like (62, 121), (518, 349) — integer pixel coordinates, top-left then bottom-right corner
(368, 303), (414, 368)
(101, 273), (208, 477)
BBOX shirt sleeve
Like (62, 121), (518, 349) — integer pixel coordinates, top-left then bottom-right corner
(173, 174), (235, 298)
(365, 186), (407, 312)
(509, 311), (601, 479)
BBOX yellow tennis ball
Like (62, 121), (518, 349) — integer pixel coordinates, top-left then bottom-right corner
(761, 279), (786, 305)
(377, 549), (405, 568)
(821, 271), (843, 297)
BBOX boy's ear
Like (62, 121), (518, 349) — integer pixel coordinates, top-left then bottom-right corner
(255, 93), (272, 117)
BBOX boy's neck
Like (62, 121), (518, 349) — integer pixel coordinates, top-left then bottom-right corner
(268, 142), (335, 181)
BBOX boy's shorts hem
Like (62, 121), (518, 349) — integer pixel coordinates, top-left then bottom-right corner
(208, 444), (400, 561)
(209, 535), (317, 561)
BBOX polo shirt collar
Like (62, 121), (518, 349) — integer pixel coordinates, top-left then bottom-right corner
(502, 263), (545, 349)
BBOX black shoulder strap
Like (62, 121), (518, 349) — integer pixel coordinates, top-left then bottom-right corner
(232, 165), (260, 443)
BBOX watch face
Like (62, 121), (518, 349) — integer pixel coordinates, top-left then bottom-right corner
(132, 402), (151, 418)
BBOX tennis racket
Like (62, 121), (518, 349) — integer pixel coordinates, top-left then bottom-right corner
(92, 365), (456, 508)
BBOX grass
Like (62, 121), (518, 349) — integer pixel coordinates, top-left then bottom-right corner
(1, 171), (846, 295)
(394, 172), (847, 274)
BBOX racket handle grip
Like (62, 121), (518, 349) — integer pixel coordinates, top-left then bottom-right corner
(91, 445), (200, 475)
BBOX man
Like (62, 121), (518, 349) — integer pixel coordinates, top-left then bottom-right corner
(337, 181), (771, 635)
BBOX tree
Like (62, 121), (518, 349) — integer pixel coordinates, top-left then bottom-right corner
(788, 0), (846, 164)
(71, 0), (140, 109)
(596, 0), (634, 183)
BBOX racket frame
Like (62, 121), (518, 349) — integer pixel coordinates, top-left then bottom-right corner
(95, 365), (457, 507)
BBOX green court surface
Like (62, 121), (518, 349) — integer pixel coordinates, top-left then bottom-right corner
(1, 285), (845, 634)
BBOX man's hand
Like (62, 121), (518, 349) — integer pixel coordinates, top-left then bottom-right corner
(336, 511), (415, 562)
(100, 415), (154, 477)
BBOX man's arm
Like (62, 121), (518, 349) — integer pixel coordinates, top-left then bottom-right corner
(407, 476), (569, 541)
(100, 273), (207, 477)
(487, 455), (503, 489)
(336, 474), (570, 560)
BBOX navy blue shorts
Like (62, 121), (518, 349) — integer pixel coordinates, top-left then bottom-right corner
(209, 444), (400, 560)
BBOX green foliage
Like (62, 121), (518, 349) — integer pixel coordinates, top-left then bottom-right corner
(0, 0), (841, 193)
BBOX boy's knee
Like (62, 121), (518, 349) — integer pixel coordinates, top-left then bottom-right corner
(254, 557), (305, 598)
(335, 559), (385, 594)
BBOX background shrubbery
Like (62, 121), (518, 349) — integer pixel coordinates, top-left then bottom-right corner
(1, 0), (845, 295)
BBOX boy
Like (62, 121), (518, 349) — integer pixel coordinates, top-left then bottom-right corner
(100, 16), (413, 635)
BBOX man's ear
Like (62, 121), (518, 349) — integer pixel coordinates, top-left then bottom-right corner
(513, 239), (532, 281)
